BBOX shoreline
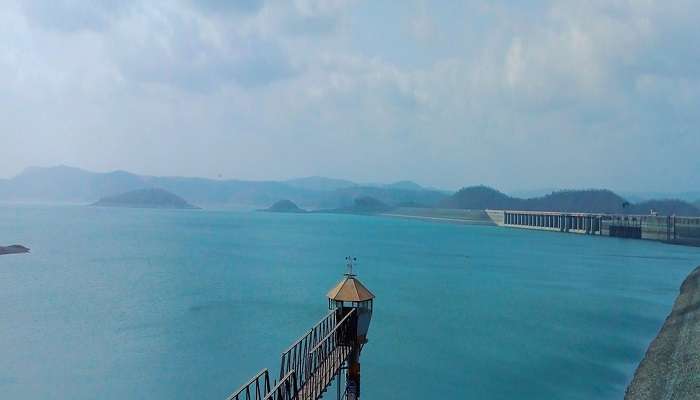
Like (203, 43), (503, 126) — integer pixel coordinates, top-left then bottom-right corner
(380, 207), (496, 225)
(625, 265), (700, 399)
(381, 213), (495, 225)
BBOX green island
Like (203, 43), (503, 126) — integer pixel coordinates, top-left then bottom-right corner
(263, 199), (307, 213)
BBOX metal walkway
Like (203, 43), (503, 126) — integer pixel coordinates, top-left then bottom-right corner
(227, 309), (357, 400)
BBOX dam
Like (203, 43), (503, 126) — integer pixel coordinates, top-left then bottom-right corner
(486, 210), (700, 246)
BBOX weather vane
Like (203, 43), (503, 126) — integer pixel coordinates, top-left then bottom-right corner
(345, 256), (357, 276)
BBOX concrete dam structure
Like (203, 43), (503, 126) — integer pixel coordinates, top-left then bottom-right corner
(486, 210), (700, 246)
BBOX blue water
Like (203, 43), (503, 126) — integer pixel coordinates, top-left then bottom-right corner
(1, 205), (699, 399)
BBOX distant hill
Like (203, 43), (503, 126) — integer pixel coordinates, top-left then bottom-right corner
(526, 189), (630, 213)
(317, 186), (446, 209)
(93, 188), (199, 209)
(317, 196), (392, 214)
(285, 177), (429, 192)
(508, 188), (562, 199)
(350, 196), (393, 213)
(0, 165), (147, 203)
(621, 191), (700, 203)
(440, 186), (700, 216)
(382, 181), (424, 191)
(440, 186), (515, 210)
(284, 176), (356, 191)
(263, 199), (306, 213)
(633, 199), (700, 216)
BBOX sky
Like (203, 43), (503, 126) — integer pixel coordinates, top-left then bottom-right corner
(0, 0), (698, 192)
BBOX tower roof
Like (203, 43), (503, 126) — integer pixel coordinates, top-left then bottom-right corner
(327, 275), (375, 302)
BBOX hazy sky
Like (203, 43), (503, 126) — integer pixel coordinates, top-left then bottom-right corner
(1, 0), (698, 191)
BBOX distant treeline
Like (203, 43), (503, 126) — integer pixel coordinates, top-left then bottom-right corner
(439, 186), (700, 216)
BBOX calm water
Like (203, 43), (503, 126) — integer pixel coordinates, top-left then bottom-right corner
(1, 205), (699, 399)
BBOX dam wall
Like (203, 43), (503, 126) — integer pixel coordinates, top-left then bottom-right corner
(384, 208), (700, 246)
(490, 210), (604, 235)
(487, 210), (700, 245)
(669, 217), (700, 246)
(384, 208), (496, 225)
(601, 215), (700, 245)
(484, 209), (504, 225)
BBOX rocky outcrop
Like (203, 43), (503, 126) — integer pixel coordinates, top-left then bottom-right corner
(625, 266), (700, 399)
(0, 245), (30, 255)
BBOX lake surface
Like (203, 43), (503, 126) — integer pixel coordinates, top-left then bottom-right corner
(1, 205), (699, 399)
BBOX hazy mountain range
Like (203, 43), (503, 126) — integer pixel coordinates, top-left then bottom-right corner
(1, 166), (698, 216)
(0, 166), (443, 209)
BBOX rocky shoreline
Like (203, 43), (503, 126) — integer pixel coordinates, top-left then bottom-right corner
(625, 265), (700, 399)
(0, 245), (30, 255)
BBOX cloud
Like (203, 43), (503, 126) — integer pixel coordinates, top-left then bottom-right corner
(408, 1), (435, 42)
(190, 0), (264, 15)
(1, 0), (699, 191)
(278, 0), (354, 35)
(20, 0), (135, 32)
(109, 11), (297, 91)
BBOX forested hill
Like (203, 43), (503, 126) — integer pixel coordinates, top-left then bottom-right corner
(439, 186), (700, 216)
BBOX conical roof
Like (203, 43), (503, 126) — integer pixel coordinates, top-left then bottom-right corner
(327, 275), (375, 302)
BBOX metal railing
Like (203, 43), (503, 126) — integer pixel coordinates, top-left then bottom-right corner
(227, 369), (271, 400)
(264, 371), (299, 400)
(304, 309), (356, 400)
(279, 310), (337, 392)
